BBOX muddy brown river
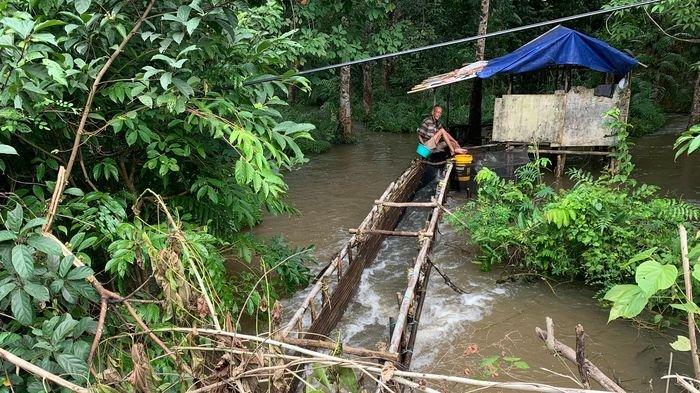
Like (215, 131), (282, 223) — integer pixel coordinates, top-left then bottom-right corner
(254, 116), (699, 392)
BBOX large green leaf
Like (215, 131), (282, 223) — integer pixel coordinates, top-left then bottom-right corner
(11, 244), (34, 278)
(635, 260), (678, 295)
(5, 203), (23, 232)
(0, 144), (17, 155)
(75, 0), (92, 14)
(604, 284), (649, 321)
(1, 17), (35, 39)
(43, 59), (67, 86)
(67, 266), (94, 281)
(11, 289), (33, 325)
(0, 230), (17, 242)
(23, 282), (49, 301)
(52, 316), (79, 343)
(670, 335), (691, 352)
(55, 353), (88, 376)
(27, 234), (61, 256)
(0, 282), (16, 302)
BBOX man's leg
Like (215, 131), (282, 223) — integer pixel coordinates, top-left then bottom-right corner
(435, 130), (460, 154)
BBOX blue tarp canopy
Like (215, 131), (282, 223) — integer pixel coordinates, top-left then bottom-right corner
(477, 25), (638, 79)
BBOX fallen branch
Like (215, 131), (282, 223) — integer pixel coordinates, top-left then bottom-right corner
(139, 327), (613, 393)
(0, 348), (90, 393)
(536, 326), (625, 392)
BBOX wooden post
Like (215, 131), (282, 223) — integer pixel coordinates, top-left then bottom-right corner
(575, 324), (590, 389)
(555, 153), (567, 179)
(680, 224), (700, 382)
(310, 300), (317, 322)
(545, 317), (555, 351)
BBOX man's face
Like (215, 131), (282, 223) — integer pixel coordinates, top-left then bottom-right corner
(433, 107), (442, 119)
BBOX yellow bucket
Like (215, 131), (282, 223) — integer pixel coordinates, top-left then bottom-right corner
(454, 153), (473, 165)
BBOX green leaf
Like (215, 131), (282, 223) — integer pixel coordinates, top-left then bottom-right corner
(337, 367), (359, 393)
(137, 95), (153, 108)
(172, 78), (193, 98)
(622, 247), (657, 268)
(513, 361), (530, 369)
(55, 353), (88, 376)
(604, 284), (649, 321)
(75, 0), (92, 14)
(670, 335), (691, 352)
(35, 20), (66, 31)
(311, 365), (331, 388)
(23, 282), (49, 301)
(12, 244), (34, 278)
(64, 187), (84, 196)
(160, 72), (172, 89)
(0, 282), (16, 302)
(67, 266), (93, 281)
(52, 316), (78, 342)
(693, 265), (700, 283)
(635, 260), (678, 295)
(1, 17), (35, 39)
(186, 17), (201, 35)
(0, 230), (17, 242)
(27, 234), (61, 256)
(11, 289), (33, 325)
(0, 144), (17, 155)
(5, 203), (23, 232)
(43, 59), (67, 86)
(671, 302), (700, 314)
(21, 217), (46, 233)
(480, 355), (500, 366)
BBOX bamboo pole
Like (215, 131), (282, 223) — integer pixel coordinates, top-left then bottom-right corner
(389, 162), (453, 354)
(374, 200), (438, 208)
(680, 224), (700, 382)
(349, 228), (431, 237)
(284, 337), (399, 362)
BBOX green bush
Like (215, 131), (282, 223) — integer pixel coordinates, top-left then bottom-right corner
(629, 80), (667, 136)
(447, 111), (699, 292)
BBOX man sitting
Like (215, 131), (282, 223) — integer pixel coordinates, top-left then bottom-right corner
(417, 105), (467, 155)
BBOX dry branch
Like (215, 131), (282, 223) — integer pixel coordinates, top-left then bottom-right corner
(139, 327), (613, 393)
(536, 327), (625, 392)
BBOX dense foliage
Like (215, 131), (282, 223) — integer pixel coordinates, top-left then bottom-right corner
(0, 0), (315, 390)
(447, 110), (699, 292)
(283, 0), (698, 140)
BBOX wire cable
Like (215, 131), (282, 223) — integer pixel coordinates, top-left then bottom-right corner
(244, 0), (660, 85)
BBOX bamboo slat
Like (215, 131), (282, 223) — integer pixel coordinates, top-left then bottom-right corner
(389, 162), (453, 354)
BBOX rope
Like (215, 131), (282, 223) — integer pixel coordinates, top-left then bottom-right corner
(427, 257), (469, 295)
(244, 0), (660, 85)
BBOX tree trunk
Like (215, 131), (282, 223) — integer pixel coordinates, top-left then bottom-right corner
(467, 0), (490, 142)
(690, 72), (700, 126)
(381, 59), (394, 90)
(362, 63), (372, 116)
(287, 84), (297, 104)
(339, 65), (352, 143)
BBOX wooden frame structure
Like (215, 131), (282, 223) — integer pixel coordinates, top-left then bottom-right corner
(281, 160), (426, 343)
(280, 160), (454, 391)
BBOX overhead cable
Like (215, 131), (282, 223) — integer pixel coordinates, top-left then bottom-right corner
(244, 0), (660, 85)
